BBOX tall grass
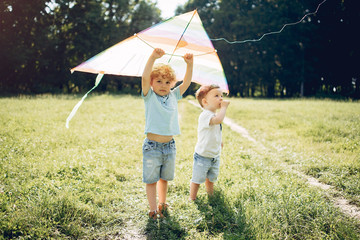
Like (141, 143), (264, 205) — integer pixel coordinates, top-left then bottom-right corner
(0, 95), (359, 239)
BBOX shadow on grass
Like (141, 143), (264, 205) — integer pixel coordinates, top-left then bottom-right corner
(144, 211), (187, 240)
(195, 189), (254, 239)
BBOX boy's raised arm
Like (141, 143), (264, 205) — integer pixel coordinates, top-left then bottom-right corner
(210, 100), (230, 125)
(142, 48), (165, 96)
(179, 53), (194, 96)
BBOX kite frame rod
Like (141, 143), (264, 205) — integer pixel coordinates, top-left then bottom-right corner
(168, 10), (197, 62)
(134, 33), (216, 57)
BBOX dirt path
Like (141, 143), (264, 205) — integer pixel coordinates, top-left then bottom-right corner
(297, 170), (360, 221)
(188, 100), (360, 221)
(119, 221), (146, 240)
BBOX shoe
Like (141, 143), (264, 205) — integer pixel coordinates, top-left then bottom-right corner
(157, 203), (169, 218)
(148, 210), (158, 220)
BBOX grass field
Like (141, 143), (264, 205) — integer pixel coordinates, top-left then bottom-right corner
(1, 94), (359, 239)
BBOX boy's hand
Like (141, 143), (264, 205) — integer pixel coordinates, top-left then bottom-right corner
(221, 100), (230, 108)
(183, 53), (193, 64)
(152, 48), (165, 59)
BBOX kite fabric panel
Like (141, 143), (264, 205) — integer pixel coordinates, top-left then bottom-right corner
(71, 10), (229, 93)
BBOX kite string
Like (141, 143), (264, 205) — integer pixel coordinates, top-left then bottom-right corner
(211, 0), (327, 44)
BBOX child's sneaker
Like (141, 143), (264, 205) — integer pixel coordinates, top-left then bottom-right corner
(157, 203), (169, 218)
(148, 210), (158, 220)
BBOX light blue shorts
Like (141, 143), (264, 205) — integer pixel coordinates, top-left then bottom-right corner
(142, 138), (176, 184)
(191, 152), (220, 184)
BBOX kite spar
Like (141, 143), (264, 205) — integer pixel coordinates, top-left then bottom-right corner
(66, 10), (228, 128)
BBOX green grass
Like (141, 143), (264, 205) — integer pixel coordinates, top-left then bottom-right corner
(226, 98), (360, 205)
(0, 95), (359, 239)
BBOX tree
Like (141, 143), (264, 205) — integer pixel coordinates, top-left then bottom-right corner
(1, 0), (358, 98)
(177, 0), (359, 98)
(0, 0), (161, 94)
(0, 0), (51, 93)
(309, 0), (360, 98)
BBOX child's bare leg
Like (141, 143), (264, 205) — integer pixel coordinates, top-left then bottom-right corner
(189, 182), (200, 200)
(157, 178), (168, 204)
(205, 178), (214, 196)
(146, 182), (157, 211)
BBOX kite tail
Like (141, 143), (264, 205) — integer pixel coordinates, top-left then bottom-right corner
(66, 73), (104, 128)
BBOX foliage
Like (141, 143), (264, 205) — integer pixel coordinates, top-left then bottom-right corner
(0, 0), (160, 94)
(180, 0), (359, 98)
(0, 0), (359, 98)
(0, 95), (360, 239)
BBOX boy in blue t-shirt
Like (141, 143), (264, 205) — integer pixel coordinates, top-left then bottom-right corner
(142, 48), (193, 219)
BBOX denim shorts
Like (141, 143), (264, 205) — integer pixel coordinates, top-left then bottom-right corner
(191, 152), (220, 184)
(142, 138), (176, 184)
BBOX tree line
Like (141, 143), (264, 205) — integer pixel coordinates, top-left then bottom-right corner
(1, 0), (359, 98)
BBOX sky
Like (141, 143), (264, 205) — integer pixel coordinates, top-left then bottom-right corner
(153, 0), (185, 19)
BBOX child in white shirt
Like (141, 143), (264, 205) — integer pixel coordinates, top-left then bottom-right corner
(189, 84), (230, 200)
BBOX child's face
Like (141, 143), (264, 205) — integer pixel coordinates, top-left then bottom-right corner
(151, 77), (173, 96)
(202, 88), (223, 111)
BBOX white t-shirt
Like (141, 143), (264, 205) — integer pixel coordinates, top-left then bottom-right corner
(194, 109), (222, 158)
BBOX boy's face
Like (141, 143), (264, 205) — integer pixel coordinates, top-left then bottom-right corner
(151, 77), (173, 96)
(202, 88), (223, 111)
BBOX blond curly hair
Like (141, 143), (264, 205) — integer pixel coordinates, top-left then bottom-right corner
(150, 64), (176, 83)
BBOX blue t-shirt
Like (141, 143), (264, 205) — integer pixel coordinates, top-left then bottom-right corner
(142, 86), (182, 136)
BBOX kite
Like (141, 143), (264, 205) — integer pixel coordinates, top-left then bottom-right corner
(66, 10), (228, 128)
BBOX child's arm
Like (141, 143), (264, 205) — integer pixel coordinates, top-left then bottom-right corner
(179, 53), (194, 95)
(142, 48), (165, 96)
(210, 100), (230, 125)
